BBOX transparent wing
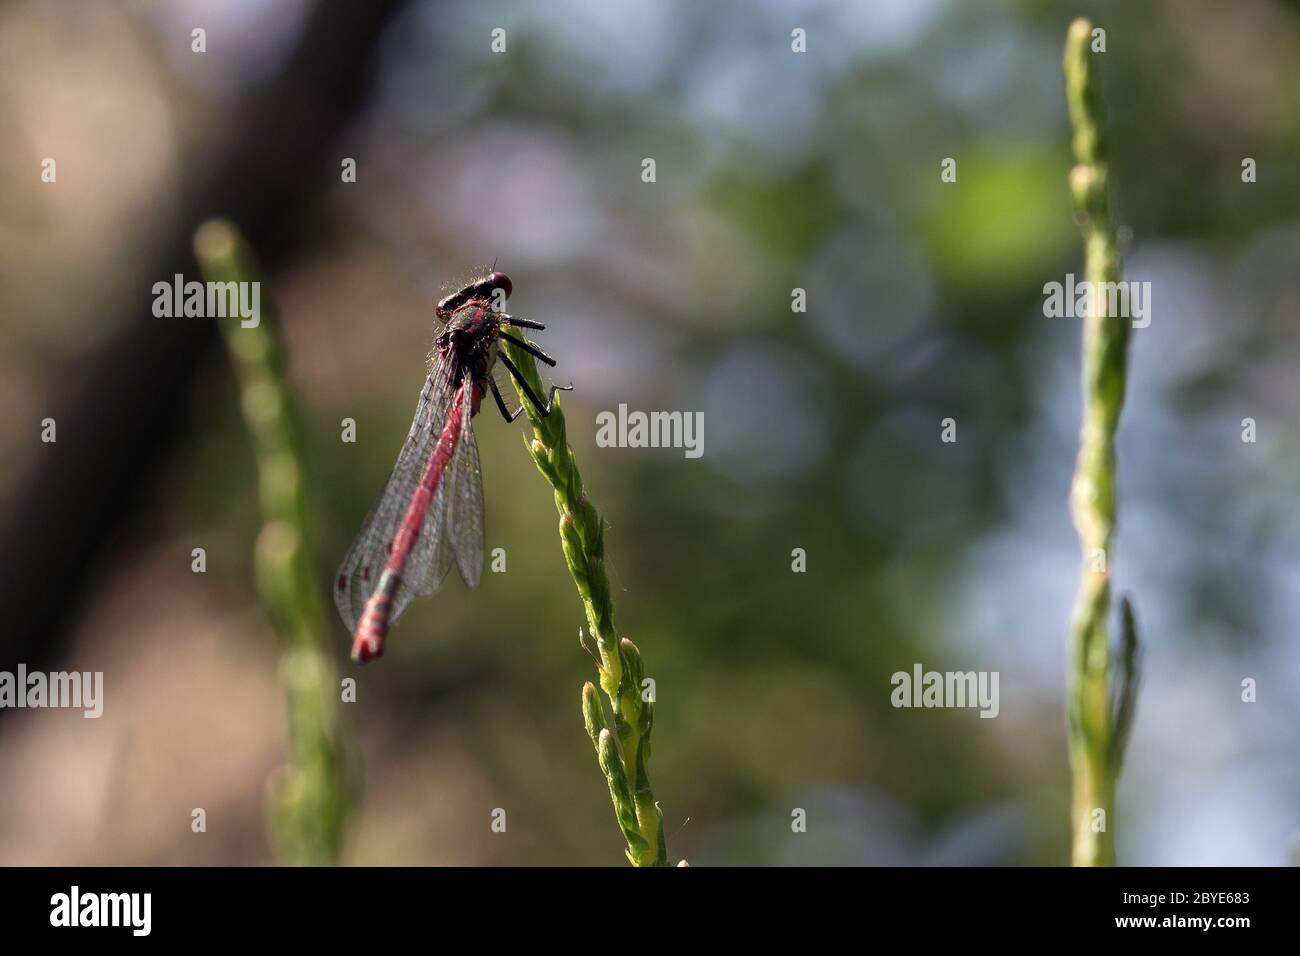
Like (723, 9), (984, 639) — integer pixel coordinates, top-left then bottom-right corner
(401, 399), (459, 605)
(406, 373), (485, 596)
(448, 384), (485, 587)
(388, 472), (453, 619)
(333, 366), (452, 631)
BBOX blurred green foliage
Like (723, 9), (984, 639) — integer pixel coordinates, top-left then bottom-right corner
(196, 220), (352, 865)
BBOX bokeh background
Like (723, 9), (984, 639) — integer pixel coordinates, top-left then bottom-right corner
(1, 0), (1298, 865)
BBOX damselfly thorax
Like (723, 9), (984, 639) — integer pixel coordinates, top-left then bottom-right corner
(429, 281), (507, 414)
(334, 270), (572, 663)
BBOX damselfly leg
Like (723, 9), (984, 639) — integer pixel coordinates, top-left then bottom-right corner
(499, 331), (559, 367)
(500, 314), (547, 331)
(497, 352), (573, 419)
(490, 379), (525, 423)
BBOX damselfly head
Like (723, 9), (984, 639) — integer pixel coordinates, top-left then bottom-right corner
(437, 270), (513, 320)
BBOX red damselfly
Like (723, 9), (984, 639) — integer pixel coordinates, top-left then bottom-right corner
(334, 271), (570, 663)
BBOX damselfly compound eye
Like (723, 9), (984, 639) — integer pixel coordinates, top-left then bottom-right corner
(488, 271), (512, 299)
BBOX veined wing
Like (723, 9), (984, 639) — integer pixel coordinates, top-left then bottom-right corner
(406, 373), (485, 598)
(447, 377), (485, 587)
(333, 366), (452, 631)
(397, 378), (461, 610)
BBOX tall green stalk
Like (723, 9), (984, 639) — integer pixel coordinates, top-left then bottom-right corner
(1062, 19), (1141, 867)
(499, 336), (669, 866)
(195, 220), (351, 865)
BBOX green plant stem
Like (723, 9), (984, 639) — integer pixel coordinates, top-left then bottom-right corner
(501, 336), (668, 866)
(1063, 18), (1141, 867)
(195, 219), (351, 865)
